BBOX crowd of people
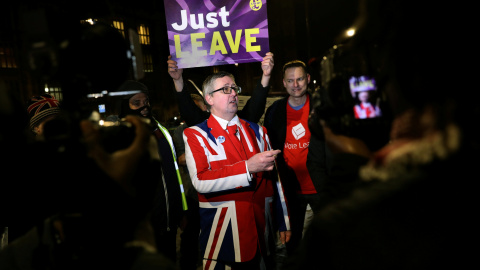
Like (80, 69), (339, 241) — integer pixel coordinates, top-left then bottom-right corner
(1, 0), (477, 269)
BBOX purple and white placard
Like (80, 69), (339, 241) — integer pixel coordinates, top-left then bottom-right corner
(164, 0), (269, 69)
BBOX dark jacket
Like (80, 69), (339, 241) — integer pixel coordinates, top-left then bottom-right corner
(263, 92), (330, 201)
(281, 138), (476, 270)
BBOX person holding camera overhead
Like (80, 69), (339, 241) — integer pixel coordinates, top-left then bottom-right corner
(282, 0), (478, 269)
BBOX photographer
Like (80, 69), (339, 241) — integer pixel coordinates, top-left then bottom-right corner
(282, 0), (478, 269)
(0, 113), (176, 269)
(1, 13), (176, 269)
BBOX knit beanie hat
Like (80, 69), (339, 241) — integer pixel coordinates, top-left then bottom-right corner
(27, 94), (61, 130)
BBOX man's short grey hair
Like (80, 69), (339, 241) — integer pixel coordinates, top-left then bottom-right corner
(202, 71), (235, 97)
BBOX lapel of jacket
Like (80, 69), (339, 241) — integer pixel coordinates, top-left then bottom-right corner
(240, 120), (266, 188)
(207, 116), (245, 161)
(239, 120), (261, 159)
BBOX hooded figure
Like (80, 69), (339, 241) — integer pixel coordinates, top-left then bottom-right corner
(117, 80), (152, 119)
(115, 79), (188, 264)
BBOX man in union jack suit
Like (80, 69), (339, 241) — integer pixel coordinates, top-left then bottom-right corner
(183, 71), (291, 270)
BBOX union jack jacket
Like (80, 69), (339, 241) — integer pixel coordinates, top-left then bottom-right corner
(184, 115), (290, 267)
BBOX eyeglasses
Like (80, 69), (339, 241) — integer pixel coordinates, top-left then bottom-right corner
(210, 85), (242, 95)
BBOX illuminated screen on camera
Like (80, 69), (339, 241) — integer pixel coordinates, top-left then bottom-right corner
(349, 76), (382, 119)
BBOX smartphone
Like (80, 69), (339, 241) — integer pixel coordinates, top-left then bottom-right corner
(349, 76), (382, 119)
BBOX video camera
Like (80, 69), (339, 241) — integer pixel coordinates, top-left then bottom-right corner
(23, 7), (145, 152)
(310, 42), (391, 151)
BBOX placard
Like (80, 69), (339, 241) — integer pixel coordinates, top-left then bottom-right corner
(163, 0), (269, 69)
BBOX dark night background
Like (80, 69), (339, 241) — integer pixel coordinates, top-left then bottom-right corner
(1, 0), (360, 126)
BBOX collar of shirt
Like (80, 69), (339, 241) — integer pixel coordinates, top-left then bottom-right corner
(212, 114), (240, 130)
(211, 113), (251, 181)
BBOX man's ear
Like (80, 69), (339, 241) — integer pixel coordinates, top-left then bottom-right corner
(205, 94), (214, 107)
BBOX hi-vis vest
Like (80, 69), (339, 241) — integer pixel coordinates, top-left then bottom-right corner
(154, 119), (188, 211)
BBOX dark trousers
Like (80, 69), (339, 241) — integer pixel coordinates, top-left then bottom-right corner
(153, 226), (178, 264)
(285, 193), (322, 255)
(179, 196), (201, 270)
